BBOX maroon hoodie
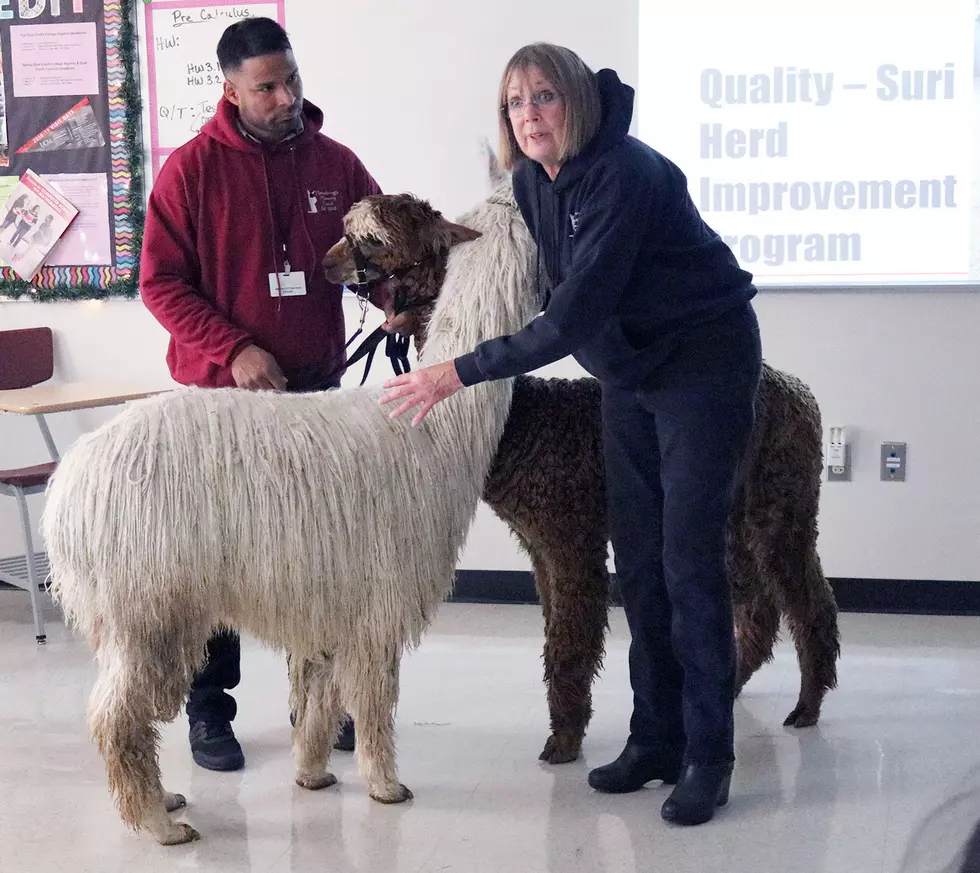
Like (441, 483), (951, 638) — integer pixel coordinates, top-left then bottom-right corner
(140, 97), (381, 389)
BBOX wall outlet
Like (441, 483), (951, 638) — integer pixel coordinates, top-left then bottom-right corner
(881, 442), (907, 481)
(827, 426), (849, 481)
(827, 445), (850, 481)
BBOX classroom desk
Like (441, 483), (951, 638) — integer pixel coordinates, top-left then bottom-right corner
(0, 381), (172, 416)
(0, 381), (173, 640)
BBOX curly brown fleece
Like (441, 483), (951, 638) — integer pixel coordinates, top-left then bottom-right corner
(492, 365), (840, 764)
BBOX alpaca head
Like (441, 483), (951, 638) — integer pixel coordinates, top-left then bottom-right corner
(323, 194), (481, 335)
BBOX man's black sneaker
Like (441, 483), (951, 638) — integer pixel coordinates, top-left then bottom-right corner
(189, 720), (245, 771)
(334, 715), (355, 752)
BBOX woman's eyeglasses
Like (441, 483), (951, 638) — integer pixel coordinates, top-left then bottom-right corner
(502, 90), (561, 116)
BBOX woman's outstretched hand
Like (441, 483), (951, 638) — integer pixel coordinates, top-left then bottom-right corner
(379, 360), (464, 426)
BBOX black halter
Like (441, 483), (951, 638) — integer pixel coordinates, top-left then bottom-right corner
(343, 233), (441, 308)
(339, 236), (445, 386)
(347, 232), (376, 290)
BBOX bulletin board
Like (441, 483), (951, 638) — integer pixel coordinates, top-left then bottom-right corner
(0, 0), (142, 302)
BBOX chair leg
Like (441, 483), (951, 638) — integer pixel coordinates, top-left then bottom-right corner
(14, 489), (46, 645)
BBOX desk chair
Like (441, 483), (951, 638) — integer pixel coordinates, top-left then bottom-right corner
(0, 327), (58, 644)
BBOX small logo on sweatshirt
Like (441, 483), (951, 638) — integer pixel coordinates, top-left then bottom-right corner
(307, 190), (339, 213)
(569, 211), (581, 237)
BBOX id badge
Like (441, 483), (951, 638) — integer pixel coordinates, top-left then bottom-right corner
(269, 271), (307, 297)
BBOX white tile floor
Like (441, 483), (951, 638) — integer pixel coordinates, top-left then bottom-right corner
(3, 591), (980, 873)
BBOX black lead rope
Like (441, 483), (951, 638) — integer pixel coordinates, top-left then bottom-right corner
(310, 287), (376, 387)
(342, 321), (415, 387)
(344, 324), (389, 386)
(342, 282), (426, 385)
(386, 332), (412, 376)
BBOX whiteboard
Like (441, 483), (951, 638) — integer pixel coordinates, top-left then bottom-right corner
(141, 0), (285, 176)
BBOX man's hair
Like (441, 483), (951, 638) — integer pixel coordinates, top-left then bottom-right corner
(217, 17), (292, 74)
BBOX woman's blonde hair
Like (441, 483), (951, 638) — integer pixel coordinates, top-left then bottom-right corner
(496, 43), (602, 171)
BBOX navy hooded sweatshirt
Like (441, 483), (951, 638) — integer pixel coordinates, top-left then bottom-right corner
(453, 69), (756, 390)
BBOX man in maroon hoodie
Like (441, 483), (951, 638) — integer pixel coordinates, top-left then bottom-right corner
(141, 17), (378, 771)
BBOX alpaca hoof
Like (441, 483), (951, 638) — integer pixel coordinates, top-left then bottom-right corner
(370, 783), (413, 804)
(159, 822), (200, 846)
(539, 733), (582, 765)
(296, 772), (337, 791)
(164, 792), (187, 812)
(783, 704), (820, 728)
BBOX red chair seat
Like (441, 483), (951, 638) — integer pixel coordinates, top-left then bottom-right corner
(0, 462), (57, 488)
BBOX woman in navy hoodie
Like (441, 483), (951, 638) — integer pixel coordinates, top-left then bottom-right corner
(381, 43), (762, 826)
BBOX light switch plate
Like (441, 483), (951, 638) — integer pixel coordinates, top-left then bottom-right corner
(881, 442), (906, 482)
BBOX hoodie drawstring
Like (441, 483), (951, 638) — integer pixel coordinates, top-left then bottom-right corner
(533, 171), (563, 312)
(535, 183), (544, 309)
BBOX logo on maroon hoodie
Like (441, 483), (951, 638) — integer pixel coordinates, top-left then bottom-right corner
(307, 189), (339, 214)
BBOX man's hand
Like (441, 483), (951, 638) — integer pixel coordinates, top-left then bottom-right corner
(231, 344), (287, 391)
(367, 278), (422, 336)
(382, 310), (419, 336)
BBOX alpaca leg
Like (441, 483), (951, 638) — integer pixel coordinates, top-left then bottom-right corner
(531, 549), (554, 639)
(539, 549), (609, 765)
(345, 649), (411, 804)
(529, 549), (565, 761)
(88, 653), (199, 845)
(728, 521), (778, 697)
(781, 549), (841, 728)
(290, 652), (340, 791)
(733, 596), (781, 699)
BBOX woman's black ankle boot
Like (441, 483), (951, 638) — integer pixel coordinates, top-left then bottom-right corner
(587, 743), (683, 793)
(660, 762), (733, 825)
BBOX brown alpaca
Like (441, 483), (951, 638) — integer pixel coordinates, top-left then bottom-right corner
(331, 181), (840, 765)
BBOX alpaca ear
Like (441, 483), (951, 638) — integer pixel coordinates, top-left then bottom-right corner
(484, 138), (505, 186)
(443, 221), (482, 246)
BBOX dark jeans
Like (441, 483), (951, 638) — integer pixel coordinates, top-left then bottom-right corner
(602, 302), (762, 765)
(187, 375), (340, 725)
(10, 223), (32, 247)
(187, 629), (241, 723)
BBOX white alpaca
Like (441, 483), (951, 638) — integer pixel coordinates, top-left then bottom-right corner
(42, 186), (538, 845)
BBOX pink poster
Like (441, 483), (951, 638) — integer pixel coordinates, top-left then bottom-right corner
(0, 43), (8, 168)
(42, 173), (111, 266)
(10, 23), (101, 98)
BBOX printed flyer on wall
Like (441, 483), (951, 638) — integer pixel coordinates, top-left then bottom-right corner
(0, 43), (9, 168)
(16, 97), (106, 154)
(0, 169), (78, 281)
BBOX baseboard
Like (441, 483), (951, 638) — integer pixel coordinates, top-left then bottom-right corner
(826, 577), (980, 616)
(6, 571), (980, 616)
(450, 570), (980, 616)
